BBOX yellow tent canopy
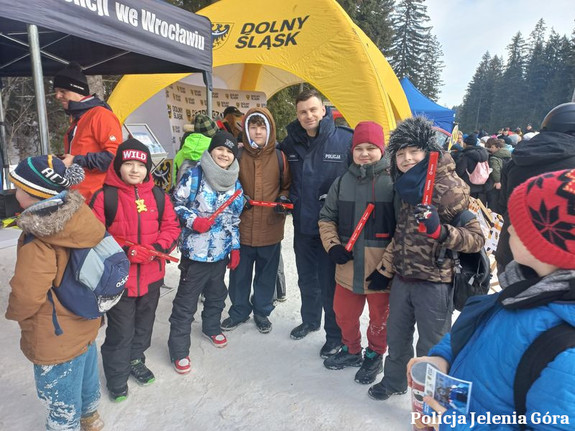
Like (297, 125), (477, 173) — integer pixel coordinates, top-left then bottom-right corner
(108, 0), (411, 132)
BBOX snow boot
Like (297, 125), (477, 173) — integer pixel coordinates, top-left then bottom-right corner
(323, 345), (362, 370)
(354, 348), (383, 384)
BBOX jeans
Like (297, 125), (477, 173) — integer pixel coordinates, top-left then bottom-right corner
(228, 243), (281, 320)
(168, 258), (228, 361)
(34, 342), (100, 431)
(293, 230), (341, 343)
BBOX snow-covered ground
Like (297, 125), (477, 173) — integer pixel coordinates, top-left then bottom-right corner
(0, 219), (413, 430)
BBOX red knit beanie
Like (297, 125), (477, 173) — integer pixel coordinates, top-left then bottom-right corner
(352, 121), (385, 154)
(508, 169), (575, 269)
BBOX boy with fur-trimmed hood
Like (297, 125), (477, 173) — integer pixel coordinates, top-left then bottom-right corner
(368, 116), (485, 401)
(6, 155), (105, 430)
(222, 107), (291, 334)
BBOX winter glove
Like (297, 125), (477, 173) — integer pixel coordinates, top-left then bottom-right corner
(274, 195), (292, 214)
(228, 249), (240, 270)
(192, 217), (214, 233)
(243, 195), (253, 210)
(413, 204), (443, 239)
(328, 244), (354, 265)
(127, 244), (155, 264)
(365, 269), (392, 291)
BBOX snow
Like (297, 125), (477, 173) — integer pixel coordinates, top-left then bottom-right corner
(0, 220), (412, 430)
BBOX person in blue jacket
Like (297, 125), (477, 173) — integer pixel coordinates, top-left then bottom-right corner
(279, 89), (353, 359)
(407, 168), (575, 430)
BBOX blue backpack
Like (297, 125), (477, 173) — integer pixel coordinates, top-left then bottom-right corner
(25, 232), (130, 335)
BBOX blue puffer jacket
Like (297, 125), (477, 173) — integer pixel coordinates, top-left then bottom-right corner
(279, 108), (352, 236)
(429, 281), (575, 429)
(173, 164), (243, 262)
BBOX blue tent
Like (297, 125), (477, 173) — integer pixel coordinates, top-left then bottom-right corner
(400, 77), (455, 132)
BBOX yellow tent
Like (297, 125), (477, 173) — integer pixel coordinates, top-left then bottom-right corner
(108, 0), (410, 132)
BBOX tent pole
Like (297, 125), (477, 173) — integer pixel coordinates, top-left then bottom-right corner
(0, 82), (10, 188)
(203, 71), (213, 119)
(27, 24), (50, 155)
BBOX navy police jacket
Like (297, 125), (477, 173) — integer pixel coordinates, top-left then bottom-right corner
(280, 108), (352, 235)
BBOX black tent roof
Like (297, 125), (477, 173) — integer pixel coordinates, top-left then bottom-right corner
(0, 0), (212, 76)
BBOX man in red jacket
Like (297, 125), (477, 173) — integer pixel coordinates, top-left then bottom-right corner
(53, 62), (122, 201)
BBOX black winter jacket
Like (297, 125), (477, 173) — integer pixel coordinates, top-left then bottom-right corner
(455, 146), (490, 194)
(280, 108), (353, 235)
(496, 131), (575, 268)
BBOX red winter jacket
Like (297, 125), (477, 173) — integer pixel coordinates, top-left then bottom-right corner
(91, 168), (180, 297)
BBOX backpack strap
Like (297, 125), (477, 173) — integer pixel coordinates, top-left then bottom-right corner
(47, 290), (64, 336)
(436, 210), (476, 266)
(514, 323), (575, 429)
(276, 148), (286, 189)
(102, 185), (118, 229)
(151, 186), (165, 227)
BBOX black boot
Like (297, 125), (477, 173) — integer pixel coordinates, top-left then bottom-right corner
(368, 379), (407, 401)
(354, 348), (383, 384)
(323, 345), (362, 370)
(130, 359), (155, 386)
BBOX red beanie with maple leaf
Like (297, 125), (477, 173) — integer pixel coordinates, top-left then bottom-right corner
(508, 169), (575, 269)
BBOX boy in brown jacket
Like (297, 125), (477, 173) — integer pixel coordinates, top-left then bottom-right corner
(221, 107), (291, 333)
(6, 155), (105, 430)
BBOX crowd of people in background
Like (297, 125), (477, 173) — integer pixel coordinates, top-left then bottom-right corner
(4, 60), (575, 430)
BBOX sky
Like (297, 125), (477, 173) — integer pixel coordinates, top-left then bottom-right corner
(426, 0), (575, 108)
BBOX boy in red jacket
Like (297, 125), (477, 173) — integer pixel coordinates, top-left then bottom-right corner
(90, 139), (180, 402)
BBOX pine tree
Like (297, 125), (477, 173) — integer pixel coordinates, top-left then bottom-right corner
(388, 0), (431, 87)
(457, 52), (492, 131)
(490, 32), (528, 130)
(524, 20), (549, 125)
(418, 35), (444, 101)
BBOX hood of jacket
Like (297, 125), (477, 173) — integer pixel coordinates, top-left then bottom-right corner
(512, 131), (575, 167)
(285, 106), (336, 144)
(66, 94), (112, 120)
(17, 190), (103, 248)
(461, 145), (489, 163)
(242, 107), (277, 155)
(492, 148), (512, 160)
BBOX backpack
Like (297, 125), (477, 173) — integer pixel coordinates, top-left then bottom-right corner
(466, 160), (491, 185)
(89, 184), (166, 228)
(437, 210), (491, 311)
(24, 232), (130, 335)
(514, 322), (575, 430)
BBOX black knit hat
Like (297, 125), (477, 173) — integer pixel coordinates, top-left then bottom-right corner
(208, 131), (239, 159)
(114, 139), (153, 179)
(53, 62), (90, 96)
(464, 133), (478, 146)
(9, 155), (84, 199)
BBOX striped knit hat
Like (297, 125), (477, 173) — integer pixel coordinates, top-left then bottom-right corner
(508, 169), (575, 269)
(10, 155), (85, 199)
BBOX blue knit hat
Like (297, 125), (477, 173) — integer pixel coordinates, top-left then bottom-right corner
(9, 155), (84, 199)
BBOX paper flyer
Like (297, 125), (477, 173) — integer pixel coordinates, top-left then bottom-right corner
(423, 365), (473, 416)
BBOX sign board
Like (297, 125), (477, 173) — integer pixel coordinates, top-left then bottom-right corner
(164, 83), (267, 149)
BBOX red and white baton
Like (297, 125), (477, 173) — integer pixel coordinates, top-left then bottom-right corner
(208, 189), (243, 222)
(248, 200), (294, 210)
(345, 203), (375, 251)
(418, 151), (439, 233)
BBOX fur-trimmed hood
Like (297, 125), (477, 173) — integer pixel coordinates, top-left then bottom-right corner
(17, 190), (104, 248)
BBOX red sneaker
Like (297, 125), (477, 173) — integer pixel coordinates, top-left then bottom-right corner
(174, 357), (191, 374)
(203, 333), (228, 348)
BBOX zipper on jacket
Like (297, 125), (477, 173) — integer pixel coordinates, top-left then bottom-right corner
(135, 186), (142, 296)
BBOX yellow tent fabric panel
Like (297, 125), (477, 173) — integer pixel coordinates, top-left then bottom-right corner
(108, 0), (411, 132)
